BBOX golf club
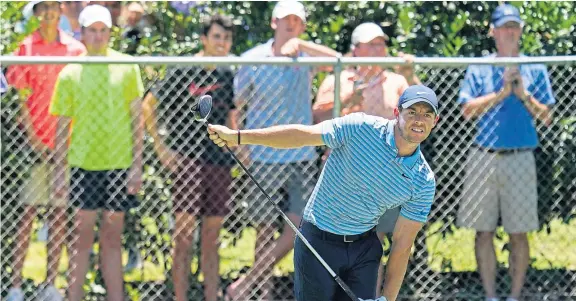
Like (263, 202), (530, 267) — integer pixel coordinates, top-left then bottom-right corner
(194, 95), (362, 301)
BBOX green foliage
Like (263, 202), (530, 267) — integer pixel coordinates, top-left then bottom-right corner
(1, 1), (574, 298)
(1, 1), (574, 57)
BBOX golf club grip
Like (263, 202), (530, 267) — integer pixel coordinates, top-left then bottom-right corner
(335, 276), (361, 301)
(223, 144), (359, 301)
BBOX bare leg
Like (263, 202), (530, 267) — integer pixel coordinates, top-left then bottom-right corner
(475, 231), (497, 299)
(227, 213), (301, 300)
(99, 211), (126, 301)
(67, 209), (98, 301)
(11, 206), (36, 289)
(201, 216), (224, 301)
(509, 233), (530, 300)
(172, 212), (196, 301)
(46, 206), (67, 285)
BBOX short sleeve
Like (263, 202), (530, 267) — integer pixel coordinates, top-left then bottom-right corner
(50, 70), (75, 117)
(234, 65), (253, 103)
(457, 66), (481, 105)
(5, 45), (31, 91)
(320, 112), (366, 149)
(126, 64), (144, 103)
(530, 65), (555, 106)
(400, 180), (436, 223)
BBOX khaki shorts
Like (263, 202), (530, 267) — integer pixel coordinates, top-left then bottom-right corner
(457, 147), (539, 233)
(20, 162), (67, 207)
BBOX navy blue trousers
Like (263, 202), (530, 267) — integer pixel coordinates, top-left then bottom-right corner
(293, 222), (383, 301)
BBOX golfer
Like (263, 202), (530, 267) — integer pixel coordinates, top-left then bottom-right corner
(208, 84), (439, 301)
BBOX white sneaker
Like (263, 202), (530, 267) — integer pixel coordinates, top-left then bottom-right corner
(37, 285), (63, 301)
(6, 288), (24, 301)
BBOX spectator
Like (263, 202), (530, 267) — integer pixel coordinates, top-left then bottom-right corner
(89, 0), (121, 25)
(313, 22), (420, 122)
(125, 1), (145, 28)
(142, 13), (236, 301)
(50, 5), (144, 301)
(456, 4), (555, 301)
(120, 2), (145, 55)
(4, 1), (85, 300)
(228, 1), (340, 299)
(60, 1), (86, 40)
(313, 22), (423, 298)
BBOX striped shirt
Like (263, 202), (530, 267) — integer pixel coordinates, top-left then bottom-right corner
(234, 39), (317, 163)
(303, 113), (436, 235)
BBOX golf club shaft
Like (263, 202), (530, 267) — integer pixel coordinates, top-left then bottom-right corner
(223, 145), (359, 301)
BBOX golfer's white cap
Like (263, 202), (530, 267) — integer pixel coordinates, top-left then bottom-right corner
(272, 1), (306, 22)
(351, 22), (389, 45)
(79, 4), (112, 28)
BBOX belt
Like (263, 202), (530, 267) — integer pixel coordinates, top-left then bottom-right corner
(472, 145), (532, 155)
(302, 221), (375, 243)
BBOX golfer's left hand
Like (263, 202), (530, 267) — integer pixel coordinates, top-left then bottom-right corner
(208, 124), (238, 147)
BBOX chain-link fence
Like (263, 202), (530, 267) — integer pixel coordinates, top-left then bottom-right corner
(1, 56), (575, 301)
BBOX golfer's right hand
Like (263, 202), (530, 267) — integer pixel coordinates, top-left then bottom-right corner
(208, 124), (238, 147)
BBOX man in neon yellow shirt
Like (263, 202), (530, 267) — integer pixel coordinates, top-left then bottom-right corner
(50, 5), (144, 301)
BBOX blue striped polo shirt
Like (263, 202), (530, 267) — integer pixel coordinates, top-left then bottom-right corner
(234, 39), (317, 163)
(303, 113), (436, 235)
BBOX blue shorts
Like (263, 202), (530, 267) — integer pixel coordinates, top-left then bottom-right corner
(294, 222), (382, 301)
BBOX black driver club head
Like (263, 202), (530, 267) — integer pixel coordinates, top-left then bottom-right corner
(194, 95), (213, 122)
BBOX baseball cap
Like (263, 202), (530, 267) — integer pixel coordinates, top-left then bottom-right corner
(491, 4), (524, 28)
(272, 1), (306, 22)
(79, 4), (112, 28)
(351, 22), (389, 45)
(398, 85), (439, 115)
(24, 1), (61, 19)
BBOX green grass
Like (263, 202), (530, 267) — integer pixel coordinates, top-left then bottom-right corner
(20, 218), (576, 289)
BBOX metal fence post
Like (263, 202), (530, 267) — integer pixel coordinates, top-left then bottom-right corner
(333, 56), (342, 118)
